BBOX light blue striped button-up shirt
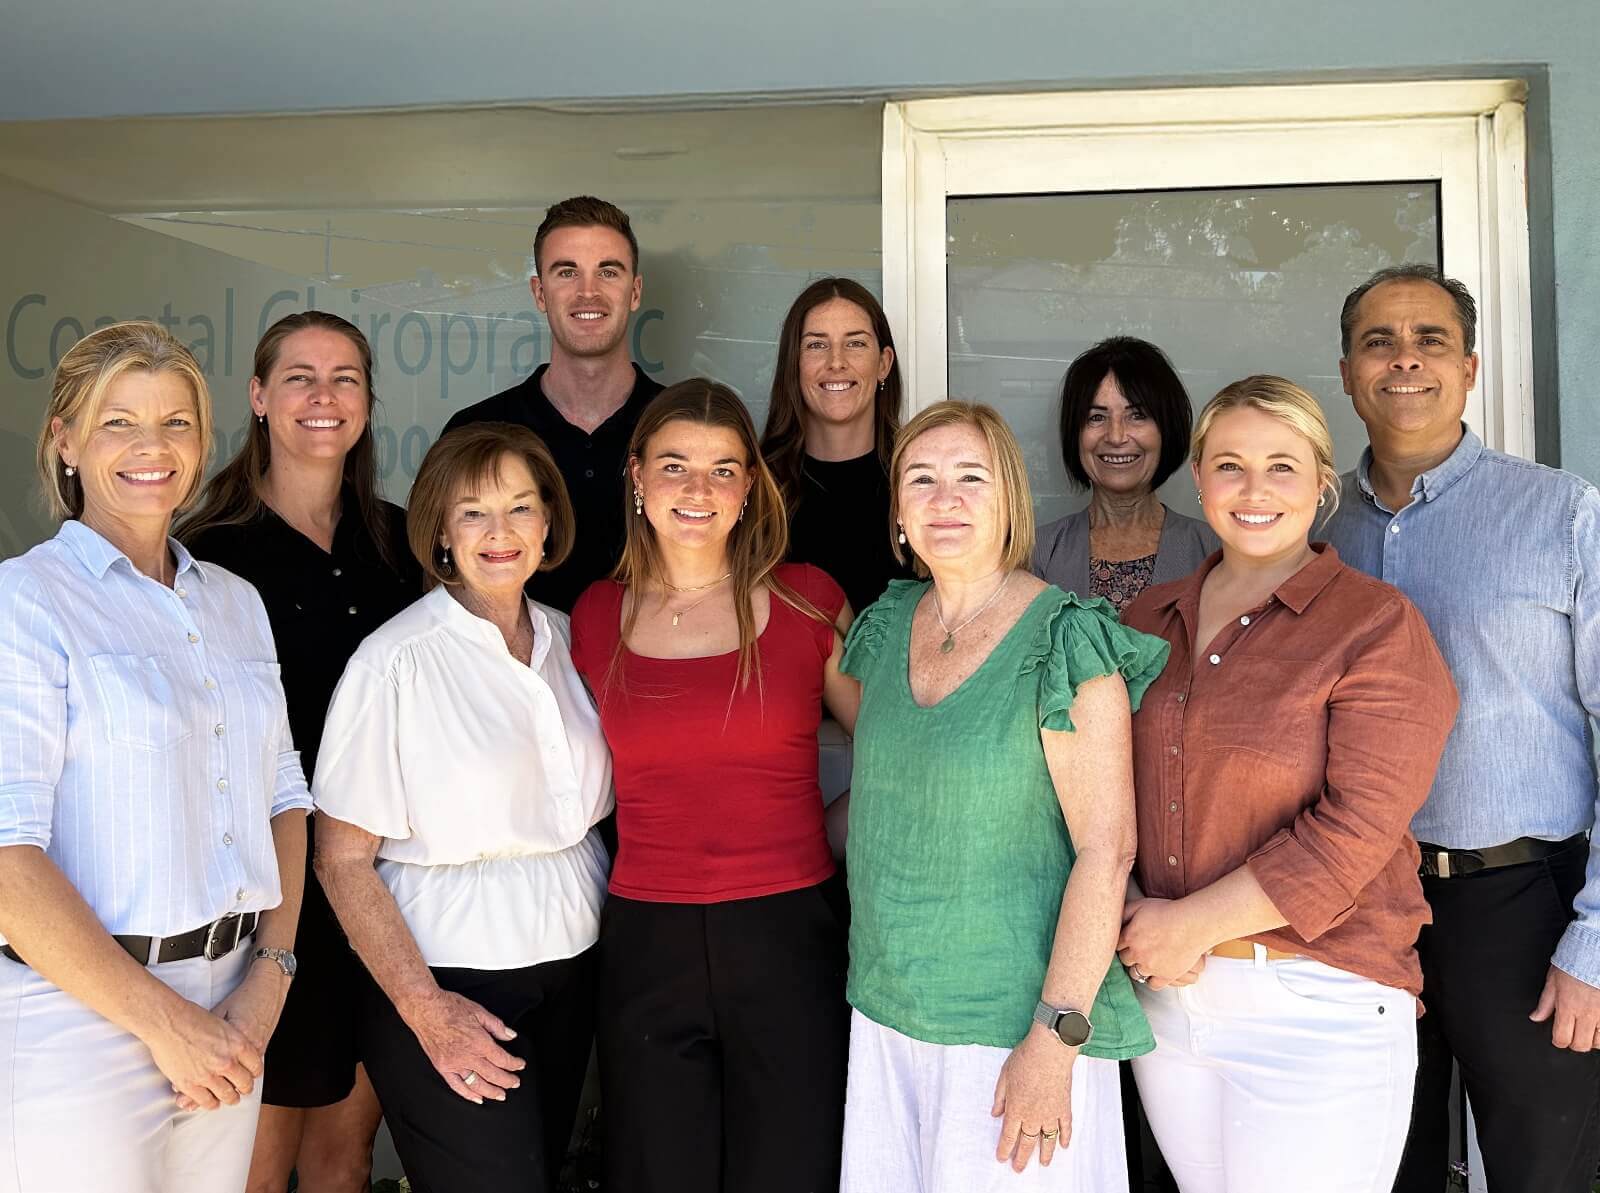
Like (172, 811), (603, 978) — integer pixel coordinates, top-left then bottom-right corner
(1325, 427), (1600, 986)
(0, 519), (310, 939)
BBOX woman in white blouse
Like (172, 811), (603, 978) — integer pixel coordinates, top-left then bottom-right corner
(314, 422), (611, 1193)
(0, 322), (310, 1193)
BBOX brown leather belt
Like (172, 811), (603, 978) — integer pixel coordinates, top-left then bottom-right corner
(0, 911), (258, 967)
(1417, 833), (1586, 879)
(1211, 938), (1300, 962)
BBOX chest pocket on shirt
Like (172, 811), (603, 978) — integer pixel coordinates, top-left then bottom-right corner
(1196, 655), (1324, 768)
(88, 654), (196, 751)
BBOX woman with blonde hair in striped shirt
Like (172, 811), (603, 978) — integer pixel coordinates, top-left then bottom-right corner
(0, 321), (310, 1193)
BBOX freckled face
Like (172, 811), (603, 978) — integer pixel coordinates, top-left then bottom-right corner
(1193, 406), (1323, 565)
(897, 423), (1007, 572)
(630, 420), (754, 554)
(55, 369), (203, 531)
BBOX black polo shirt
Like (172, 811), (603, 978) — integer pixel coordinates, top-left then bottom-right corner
(443, 363), (663, 612)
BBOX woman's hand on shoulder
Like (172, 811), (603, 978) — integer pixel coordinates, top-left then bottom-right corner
(399, 987), (526, 1104)
(991, 1025), (1075, 1172)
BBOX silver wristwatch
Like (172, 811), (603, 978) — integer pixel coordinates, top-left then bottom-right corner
(1033, 999), (1093, 1048)
(252, 946), (297, 979)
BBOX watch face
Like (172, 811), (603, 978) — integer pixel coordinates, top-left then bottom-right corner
(1054, 1010), (1092, 1048)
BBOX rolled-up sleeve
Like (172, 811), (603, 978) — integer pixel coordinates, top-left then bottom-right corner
(1248, 598), (1459, 940)
(1554, 489), (1600, 986)
(0, 569), (67, 849)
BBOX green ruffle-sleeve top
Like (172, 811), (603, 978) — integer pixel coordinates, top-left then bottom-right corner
(840, 580), (1170, 1059)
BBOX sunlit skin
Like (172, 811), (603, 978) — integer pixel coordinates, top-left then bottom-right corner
(54, 370), (203, 562)
(249, 327), (369, 466)
(798, 298), (893, 458)
(532, 224), (642, 361)
(1080, 373), (1162, 498)
(630, 420), (754, 567)
(440, 454), (550, 601)
(1339, 278), (1479, 467)
(897, 423), (1009, 587)
(1192, 406), (1323, 573)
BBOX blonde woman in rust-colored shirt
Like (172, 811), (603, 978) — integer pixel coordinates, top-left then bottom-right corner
(1117, 376), (1458, 1193)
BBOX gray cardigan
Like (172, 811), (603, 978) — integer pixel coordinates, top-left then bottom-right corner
(1030, 505), (1220, 600)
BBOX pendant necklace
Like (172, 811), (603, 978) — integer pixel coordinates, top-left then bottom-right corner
(933, 572), (1011, 654)
(666, 574), (731, 627)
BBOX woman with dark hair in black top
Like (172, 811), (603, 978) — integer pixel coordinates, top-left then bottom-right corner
(761, 277), (914, 617)
(181, 310), (419, 1193)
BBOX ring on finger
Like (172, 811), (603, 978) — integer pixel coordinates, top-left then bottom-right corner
(1019, 1128), (1040, 1139)
(1041, 1127), (1060, 1140)
(463, 1071), (479, 1087)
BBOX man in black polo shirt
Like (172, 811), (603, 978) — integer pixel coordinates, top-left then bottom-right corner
(444, 195), (664, 611)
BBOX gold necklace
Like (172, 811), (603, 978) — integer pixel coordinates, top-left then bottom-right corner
(933, 573), (1011, 653)
(664, 571), (733, 594)
(665, 575), (731, 627)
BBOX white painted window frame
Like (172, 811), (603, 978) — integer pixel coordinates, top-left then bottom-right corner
(882, 80), (1534, 459)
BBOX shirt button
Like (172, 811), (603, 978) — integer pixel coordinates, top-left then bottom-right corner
(1239, 615), (1250, 626)
(347, 606), (359, 615)
(1175, 693), (1186, 703)
(1169, 802), (1179, 813)
(1168, 745), (1179, 756)
(332, 567), (342, 577)
(1166, 855), (1178, 867)
(1389, 524), (1400, 535)
(222, 833), (233, 846)
(204, 677), (216, 690)
(175, 586), (188, 598)
(213, 724), (225, 737)
(217, 778), (228, 792)
(585, 468), (595, 478)
(187, 632), (200, 644)
(235, 888), (245, 902)
(1209, 654), (1221, 665)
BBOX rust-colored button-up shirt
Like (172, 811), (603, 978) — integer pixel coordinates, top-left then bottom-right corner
(1122, 544), (1458, 996)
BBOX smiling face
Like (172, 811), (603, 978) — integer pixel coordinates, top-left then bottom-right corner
(250, 327), (369, 465)
(1193, 405), (1323, 565)
(1339, 278), (1478, 454)
(54, 368), (203, 537)
(532, 224), (643, 362)
(897, 422), (1007, 573)
(630, 419), (754, 556)
(796, 297), (893, 435)
(441, 452), (549, 602)
(1078, 372), (1163, 497)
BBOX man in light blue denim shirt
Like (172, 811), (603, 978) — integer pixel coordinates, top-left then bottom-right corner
(1325, 264), (1600, 1193)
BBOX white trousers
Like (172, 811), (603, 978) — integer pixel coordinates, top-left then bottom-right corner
(0, 941), (261, 1193)
(840, 1009), (1127, 1193)
(1130, 950), (1416, 1193)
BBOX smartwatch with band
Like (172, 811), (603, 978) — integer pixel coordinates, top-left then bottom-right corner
(1032, 999), (1094, 1048)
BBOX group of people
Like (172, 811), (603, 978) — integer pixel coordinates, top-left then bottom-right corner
(0, 192), (1595, 1193)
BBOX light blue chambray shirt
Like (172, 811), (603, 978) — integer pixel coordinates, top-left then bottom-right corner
(0, 519), (311, 940)
(1324, 427), (1600, 986)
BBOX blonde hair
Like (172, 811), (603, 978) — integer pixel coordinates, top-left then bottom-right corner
(1192, 375), (1340, 520)
(406, 423), (576, 592)
(36, 321), (214, 522)
(888, 400), (1036, 578)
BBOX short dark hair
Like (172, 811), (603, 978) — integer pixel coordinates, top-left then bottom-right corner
(1339, 263), (1478, 356)
(532, 195), (639, 276)
(406, 422), (575, 591)
(1056, 336), (1192, 492)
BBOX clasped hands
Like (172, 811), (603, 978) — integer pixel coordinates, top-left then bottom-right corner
(1117, 896), (1208, 990)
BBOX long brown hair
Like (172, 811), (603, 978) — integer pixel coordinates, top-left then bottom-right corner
(179, 311), (393, 566)
(760, 277), (902, 510)
(612, 379), (824, 694)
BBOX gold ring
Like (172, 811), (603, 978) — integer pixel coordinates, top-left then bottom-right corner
(1019, 1128), (1040, 1139)
(1041, 1128), (1060, 1140)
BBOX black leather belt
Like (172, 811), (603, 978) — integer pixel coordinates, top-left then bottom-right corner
(0, 911), (257, 967)
(1417, 833), (1586, 879)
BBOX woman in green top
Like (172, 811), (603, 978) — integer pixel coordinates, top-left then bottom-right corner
(837, 401), (1170, 1193)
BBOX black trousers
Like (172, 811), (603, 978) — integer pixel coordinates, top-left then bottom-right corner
(598, 878), (850, 1193)
(361, 948), (596, 1193)
(1393, 837), (1600, 1193)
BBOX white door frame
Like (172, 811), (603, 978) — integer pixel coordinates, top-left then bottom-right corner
(882, 79), (1534, 458)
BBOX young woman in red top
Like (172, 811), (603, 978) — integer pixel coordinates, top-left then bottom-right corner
(569, 379), (859, 1193)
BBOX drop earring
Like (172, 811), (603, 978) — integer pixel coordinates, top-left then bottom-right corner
(440, 546), (452, 574)
(634, 489), (644, 516)
(897, 524), (907, 545)
(1196, 493), (1203, 506)
(739, 498), (748, 522)
(63, 464), (76, 477)
(257, 413), (265, 425)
